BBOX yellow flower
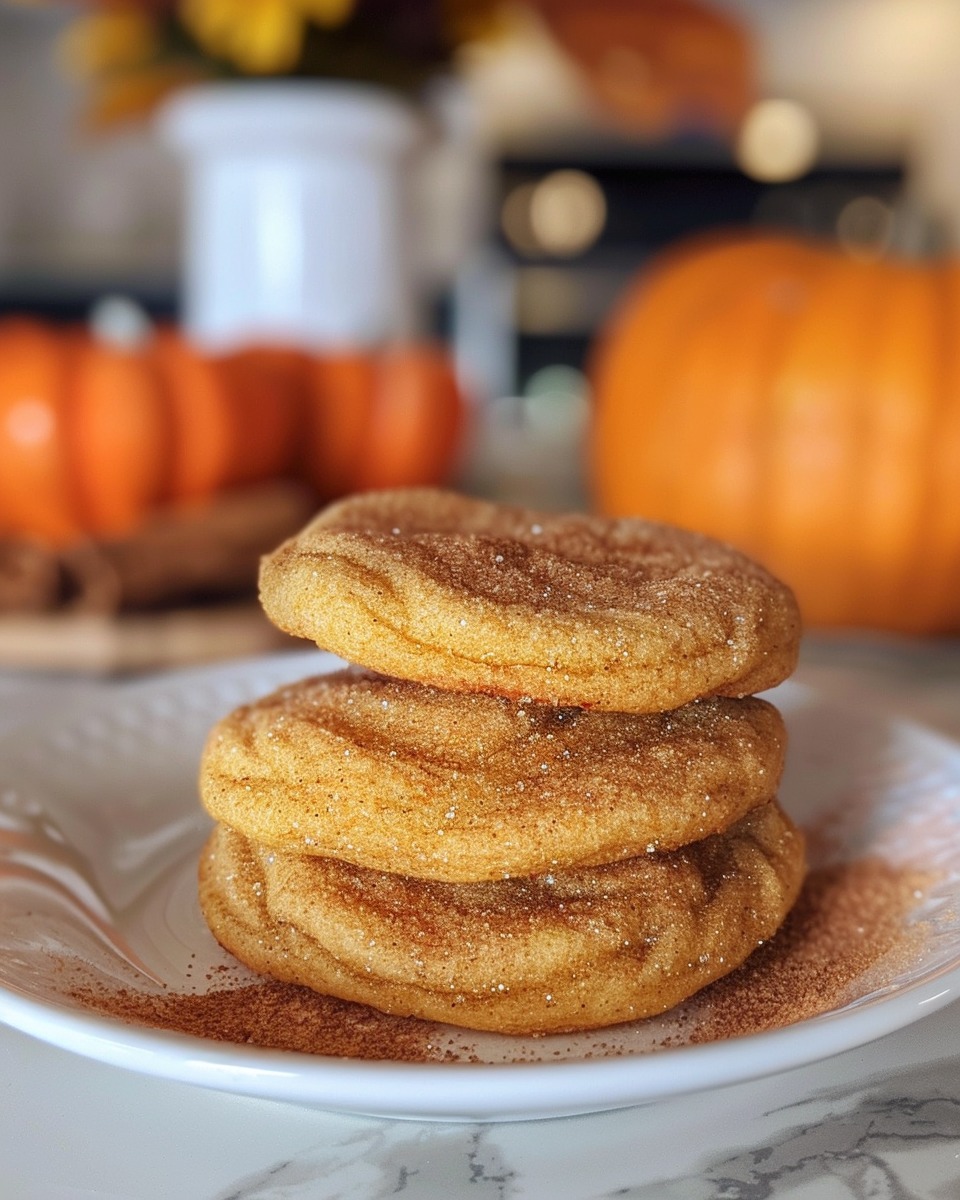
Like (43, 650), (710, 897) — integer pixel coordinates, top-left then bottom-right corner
(178, 0), (356, 75)
(299, 0), (356, 26)
(443, 0), (506, 44)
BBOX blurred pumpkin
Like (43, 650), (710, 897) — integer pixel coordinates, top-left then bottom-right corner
(70, 325), (173, 536)
(530, 0), (754, 138)
(303, 342), (465, 496)
(0, 319), (80, 544)
(590, 233), (960, 633)
(203, 344), (306, 487)
(0, 316), (301, 545)
(0, 314), (464, 546)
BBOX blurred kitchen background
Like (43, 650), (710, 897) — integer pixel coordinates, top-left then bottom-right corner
(2, 0), (960, 667)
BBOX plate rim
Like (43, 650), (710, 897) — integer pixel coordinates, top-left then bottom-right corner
(2, 959), (959, 1121)
(2, 650), (960, 1122)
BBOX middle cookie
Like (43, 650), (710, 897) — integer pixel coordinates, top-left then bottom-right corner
(200, 668), (786, 883)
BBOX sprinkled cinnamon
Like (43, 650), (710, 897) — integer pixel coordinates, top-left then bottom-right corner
(69, 975), (453, 1062)
(684, 856), (931, 1043)
(65, 855), (933, 1062)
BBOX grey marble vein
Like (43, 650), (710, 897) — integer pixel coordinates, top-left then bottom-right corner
(605, 1072), (960, 1200)
(211, 1123), (516, 1200)
(207, 1059), (960, 1200)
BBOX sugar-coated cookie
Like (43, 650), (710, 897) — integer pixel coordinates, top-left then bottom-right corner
(259, 490), (801, 712)
(200, 668), (787, 882)
(199, 802), (806, 1036)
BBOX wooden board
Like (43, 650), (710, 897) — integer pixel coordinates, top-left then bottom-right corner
(0, 603), (298, 674)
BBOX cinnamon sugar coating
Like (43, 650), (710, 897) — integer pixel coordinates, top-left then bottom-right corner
(199, 801), (806, 1035)
(258, 490), (801, 713)
(197, 490), (807, 1038)
(199, 669), (787, 882)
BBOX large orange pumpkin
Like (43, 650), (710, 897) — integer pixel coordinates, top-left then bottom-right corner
(590, 233), (960, 632)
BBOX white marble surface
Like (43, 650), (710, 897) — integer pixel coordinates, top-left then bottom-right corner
(2, 636), (960, 1199)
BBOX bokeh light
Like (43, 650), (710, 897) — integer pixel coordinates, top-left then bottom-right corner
(529, 169), (607, 257)
(736, 99), (820, 183)
(502, 170), (607, 258)
(836, 194), (896, 259)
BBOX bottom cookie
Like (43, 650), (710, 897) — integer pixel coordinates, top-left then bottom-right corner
(199, 802), (805, 1036)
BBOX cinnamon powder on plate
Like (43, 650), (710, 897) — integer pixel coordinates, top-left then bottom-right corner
(70, 971), (453, 1062)
(65, 855), (933, 1063)
(683, 856), (931, 1043)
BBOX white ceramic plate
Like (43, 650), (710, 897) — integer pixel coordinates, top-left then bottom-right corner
(1, 651), (959, 1123)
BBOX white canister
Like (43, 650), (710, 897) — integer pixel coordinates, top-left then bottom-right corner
(158, 80), (425, 351)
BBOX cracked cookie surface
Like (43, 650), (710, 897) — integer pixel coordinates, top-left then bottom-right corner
(200, 668), (787, 882)
(258, 490), (801, 712)
(199, 801), (806, 1035)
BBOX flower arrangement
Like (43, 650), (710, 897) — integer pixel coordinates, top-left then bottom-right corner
(532, 0), (753, 138)
(17, 0), (753, 136)
(24, 0), (505, 124)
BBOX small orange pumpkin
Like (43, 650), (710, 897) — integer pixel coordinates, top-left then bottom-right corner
(0, 317), (303, 545)
(0, 319), (173, 541)
(153, 334), (304, 501)
(70, 327), (173, 537)
(590, 232), (960, 632)
(303, 342), (465, 498)
(0, 319), (79, 544)
(0, 315), (465, 547)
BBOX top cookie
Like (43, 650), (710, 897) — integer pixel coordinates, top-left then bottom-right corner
(259, 490), (801, 712)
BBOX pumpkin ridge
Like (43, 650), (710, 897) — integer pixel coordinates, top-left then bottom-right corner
(777, 252), (883, 626)
(0, 319), (81, 544)
(856, 264), (932, 625)
(67, 329), (174, 537)
(590, 235), (793, 518)
(744, 237), (830, 590)
(59, 328), (90, 538)
(724, 241), (829, 564)
(906, 263), (960, 630)
(833, 259), (885, 626)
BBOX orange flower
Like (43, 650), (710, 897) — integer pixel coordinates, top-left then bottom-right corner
(57, 9), (161, 78)
(47, 4), (210, 126)
(84, 60), (213, 126)
(17, 0), (507, 123)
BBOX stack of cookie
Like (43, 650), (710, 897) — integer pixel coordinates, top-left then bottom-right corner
(198, 490), (805, 1035)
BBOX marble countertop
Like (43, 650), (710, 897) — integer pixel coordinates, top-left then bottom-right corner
(2, 635), (960, 1199)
